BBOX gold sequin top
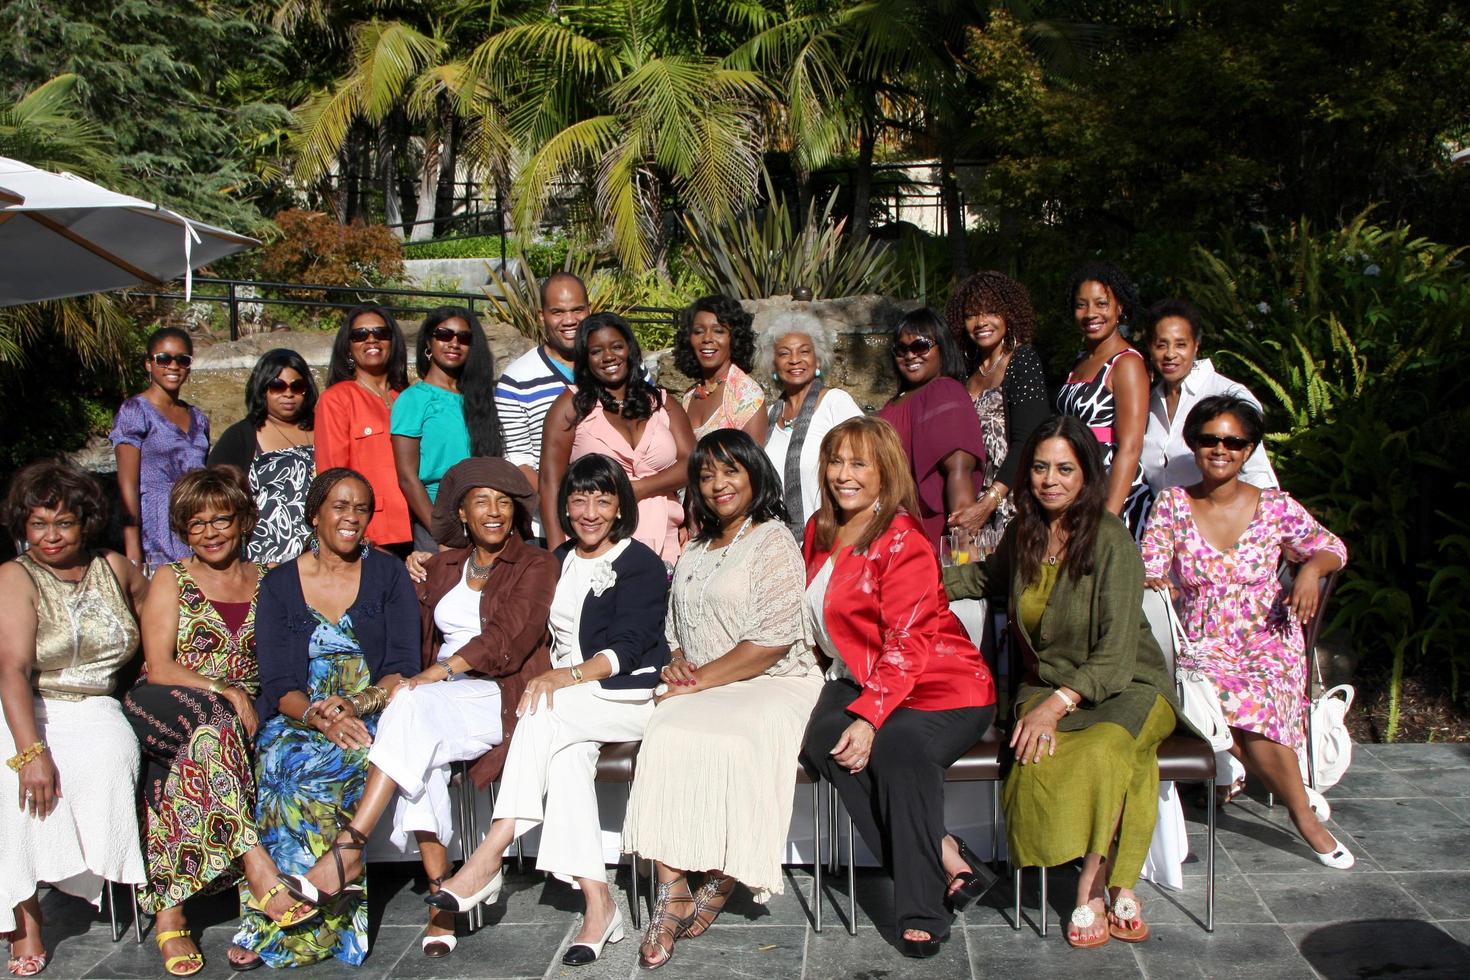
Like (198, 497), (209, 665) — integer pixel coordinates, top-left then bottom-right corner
(18, 552), (139, 700)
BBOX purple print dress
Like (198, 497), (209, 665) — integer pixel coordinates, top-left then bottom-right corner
(1140, 486), (1347, 750)
(109, 395), (210, 566)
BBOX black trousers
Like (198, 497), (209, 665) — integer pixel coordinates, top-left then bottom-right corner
(800, 678), (994, 938)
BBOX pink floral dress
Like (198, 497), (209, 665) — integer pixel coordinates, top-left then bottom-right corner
(1140, 487), (1347, 750)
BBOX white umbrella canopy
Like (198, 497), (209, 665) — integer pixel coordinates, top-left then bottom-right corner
(0, 155), (258, 307)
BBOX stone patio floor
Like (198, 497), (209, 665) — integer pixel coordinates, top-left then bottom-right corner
(24, 742), (1470, 979)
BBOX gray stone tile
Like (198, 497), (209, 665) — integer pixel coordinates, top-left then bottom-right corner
(809, 924), (973, 979)
(1246, 871), (1425, 924)
(1184, 829), (1241, 876)
(19, 931), (115, 980)
(631, 924), (806, 980)
(1347, 825), (1470, 873)
(388, 921), (565, 978)
(1133, 924), (1315, 979)
(1391, 871), (1470, 919)
(1328, 796), (1466, 833)
(1335, 747), (1387, 771)
(1286, 919), (1470, 978)
(1393, 766), (1470, 798)
(1437, 919), (1470, 945)
(81, 924), (416, 979)
(965, 922), (1143, 977)
(1133, 875), (1273, 927)
(1322, 765), (1422, 799)
(1363, 743), (1470, 771)
(713, 868), (821, 929)
(1212, 820), (1381, 875)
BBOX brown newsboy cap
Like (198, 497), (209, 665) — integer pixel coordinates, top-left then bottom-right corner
(431, 457), (538, 548)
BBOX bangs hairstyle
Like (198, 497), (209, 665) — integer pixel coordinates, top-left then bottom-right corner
(1142, 297), (1205, 348)
(145, 325), (193, 356)
(892, 307), (969, 391)
(944, 270), (1037, 370)
(328, 304), (409, 390)
(1067, 261), (1141, 328)
(811, 417), (921, 554)
(686, 429), (787, 543)
(557, 453), (638, 543)
(245, 348), (318, 429)
(168, 466), (258, 544)
(674, 294), (756, 378)
(416, 307), (505, 457)
(4, 460), (109, 542)
(1011, 416), (1108, 586)
(1183, 394), (1265, 450)
(572, 313), (663, 424)
(303, 467), (375, 530)
(754, 310), (837, 387)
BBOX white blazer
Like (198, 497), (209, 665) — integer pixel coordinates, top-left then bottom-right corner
(1143, 358), (1279, 494)
(763, 387), (865, 526)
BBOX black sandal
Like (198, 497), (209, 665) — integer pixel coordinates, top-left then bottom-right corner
(638, 877), (696, 971)
(945, 836), (999, 912)
(309, 809), (368, 913)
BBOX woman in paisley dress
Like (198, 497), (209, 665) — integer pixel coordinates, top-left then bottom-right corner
(944, 271), (1052, 554)
(1055, 263), (1154, 540)
(1141, 395), (1353, 869)
(208, 349), (318, 565)
(235, 469), (419, 968)
(677, 294), (766, 443)
(123, 467), (322, 974)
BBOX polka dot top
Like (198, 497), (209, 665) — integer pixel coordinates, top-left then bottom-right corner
(994, 343), (1052, 489)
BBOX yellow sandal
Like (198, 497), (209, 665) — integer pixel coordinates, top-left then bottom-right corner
(246, 879), (320, 929)
(155, 929), (203, 977)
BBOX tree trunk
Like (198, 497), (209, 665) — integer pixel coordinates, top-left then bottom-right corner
(434, 103), (458, 237)
(850, 95), (877, 241)
(378, 121), (404, 240)
(409, 101), (444, 243)
(939, 147), (968, 278)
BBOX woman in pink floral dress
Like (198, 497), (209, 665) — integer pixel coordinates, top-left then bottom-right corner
(1141, 394), (1351, 869)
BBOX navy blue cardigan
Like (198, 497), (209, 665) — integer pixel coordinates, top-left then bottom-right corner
(254, 548), (421, 720)
(552, 537), (671, 690)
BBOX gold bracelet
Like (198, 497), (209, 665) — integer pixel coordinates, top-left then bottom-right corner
(7, 741), (46, 772)
(347, 686), (389, 717)
(570, 665), (584, 684)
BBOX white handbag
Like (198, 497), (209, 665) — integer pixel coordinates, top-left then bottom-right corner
(1300, 668), (1355, 791)
(1155, 588), (1234, 753)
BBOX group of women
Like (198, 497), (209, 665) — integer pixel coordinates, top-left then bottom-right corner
(2, 264), (1353, 974)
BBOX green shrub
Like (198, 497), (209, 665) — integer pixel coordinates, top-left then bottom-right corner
(403, 235), (512, 261)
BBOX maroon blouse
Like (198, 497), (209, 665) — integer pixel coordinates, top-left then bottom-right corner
(877, 377), (988, 550)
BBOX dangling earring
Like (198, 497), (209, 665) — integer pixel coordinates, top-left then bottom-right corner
(346, 354), (356, 370)
(359, 538), (372, 558)
(872, 499), (882, 514)
(461, 521), (469, 541)
(772, 372), (780, 383)
(815, 367), (823, 378)
(307, 531), (320, 558)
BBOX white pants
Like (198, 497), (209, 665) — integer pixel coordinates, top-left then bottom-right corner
(492, 683), (654, 885)
(369, 678), (503, 848)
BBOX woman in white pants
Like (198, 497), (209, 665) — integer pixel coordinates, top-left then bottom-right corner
(297, 458), (558, 958)
(430, 453), (671, 966)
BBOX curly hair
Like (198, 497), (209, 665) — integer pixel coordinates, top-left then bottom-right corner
(4, 460), (109, 543)
(944, 270), (1037, 370)
(572, 313), (663, 423)
(1066, 261), (1141, 328)
(754, 310), (838, 386)
(674, 294), (756, 379)
(168, 466), (258, 545)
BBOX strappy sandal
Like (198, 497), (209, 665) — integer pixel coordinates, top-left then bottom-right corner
(421, 877), (457, 958)
(227, 945), (262, 972)
(638, 877), (696, 971)
(5, 952), (47, 978)
(155, 929), (204, 977)
(244, 877), (320, 929)
(1065, 900), (1110, 950)
(945, 836), (999, 912)
(681, 874), (736, 939)
(1107, 894), (1149, 943)
(311, 809), (368, 912)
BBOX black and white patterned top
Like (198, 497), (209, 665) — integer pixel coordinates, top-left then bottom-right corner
(1056, 348), (1154, 539)
(246, 443), (315, 564)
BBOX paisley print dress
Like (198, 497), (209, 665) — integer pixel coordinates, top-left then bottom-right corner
(971, 386), (1018, 554)
(247, 443), (315, 565)
(1140, 487), (1348, 750)
(1056, 348), (1154, 539)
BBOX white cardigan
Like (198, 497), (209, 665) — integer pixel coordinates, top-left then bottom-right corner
(763, 387), (865, 526)
(1143, 358), (1279, 493)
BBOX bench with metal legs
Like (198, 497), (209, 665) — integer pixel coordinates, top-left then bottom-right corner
(104, 881), (145, 943)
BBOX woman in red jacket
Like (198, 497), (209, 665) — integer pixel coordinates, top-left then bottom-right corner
(799, 417), (997, 958)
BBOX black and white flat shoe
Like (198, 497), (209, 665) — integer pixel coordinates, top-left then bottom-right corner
(563, 913), (625, 966)
(424, 870), (503, 912)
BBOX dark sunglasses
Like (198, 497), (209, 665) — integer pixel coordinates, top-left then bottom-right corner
(266, 378), (309, 395)
(1196, 433), (1253, 451)
(348, 326), (392, 343)
(431, 326), (474, 346)
(149, 352), (192, 368)
(891, 336), (937, 358)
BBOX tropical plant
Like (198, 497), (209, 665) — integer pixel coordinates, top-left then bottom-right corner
(681, 177), (897, 299)
(256, 209), (405, 289)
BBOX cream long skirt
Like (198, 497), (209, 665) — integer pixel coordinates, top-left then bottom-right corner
(0, 696), (146, 932)
(622, 671), (823, 903)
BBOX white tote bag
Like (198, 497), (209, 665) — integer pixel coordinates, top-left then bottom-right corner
(1300, 674), (1355, 790)
(1156, 588), (1234, 753)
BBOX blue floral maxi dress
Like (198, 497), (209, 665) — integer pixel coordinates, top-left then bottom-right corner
(233, 612), (376, 967)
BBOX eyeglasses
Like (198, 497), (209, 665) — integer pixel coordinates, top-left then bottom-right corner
(1195, 433), (1253, 451)
(348, 326), (392, 343)
(185, 514), (239, 535)
(27, 518), (79, 535)
(266, 378), (309, 395)
(149, 352), (193, 368)
(891, 336), (936, 358)
(431, 326), (474, 346)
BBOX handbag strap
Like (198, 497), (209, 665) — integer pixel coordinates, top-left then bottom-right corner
(1153, 587), (1193, 660)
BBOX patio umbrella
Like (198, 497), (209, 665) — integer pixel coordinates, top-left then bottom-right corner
(0, 155), (257, 307)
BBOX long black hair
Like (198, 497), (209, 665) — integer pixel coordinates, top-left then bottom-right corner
(557, 453), (639, 543)
(327, 303), (409, 390)
(572, 312), (663, 424)
(674, 294), (756, 378)
(244, 348), (317, 430)
(892, 307), (969, 392)
(686, 429), (788, 543)
(1011, 415), (1109, 586)
(416, 306), (505, 457)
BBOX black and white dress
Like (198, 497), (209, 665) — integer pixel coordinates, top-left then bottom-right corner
(247, 444), (315, 564)
(1056, 348), (1154, 539)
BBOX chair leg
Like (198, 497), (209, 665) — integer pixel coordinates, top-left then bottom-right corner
(810, 783), (822, 934)
(1206, 777), (1217, 933)
(990, 781), (1001, 863)
(627, 786), (641, 931)
(106, 881), (121, 943)
(1012, 866), (1022, 931)
(827, 785), (840, 876)
(845, 810), (857, 936)
(132, 884), (144, 944)
(1039, 866), (1048, 937)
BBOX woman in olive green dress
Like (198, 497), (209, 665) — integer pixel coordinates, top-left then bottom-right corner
(944, 415), (1178, 949)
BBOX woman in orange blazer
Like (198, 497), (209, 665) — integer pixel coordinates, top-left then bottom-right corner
(799, 416), (997, 959)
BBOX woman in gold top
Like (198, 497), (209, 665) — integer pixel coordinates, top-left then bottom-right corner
(0, 461), (149, 977)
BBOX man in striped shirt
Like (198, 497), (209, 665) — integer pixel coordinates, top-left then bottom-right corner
(495, 271), (589, 491)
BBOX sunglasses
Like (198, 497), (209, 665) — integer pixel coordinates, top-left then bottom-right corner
(266, 378), (309, 395)
(149, 352), (193, 368)
(1196, 433), (1253, 451)
(892, 336), (937, 358)
(431, 326), (474, 346)
(348, 326), (392, 343)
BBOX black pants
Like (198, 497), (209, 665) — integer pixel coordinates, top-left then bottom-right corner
(800, 678), (994, 938)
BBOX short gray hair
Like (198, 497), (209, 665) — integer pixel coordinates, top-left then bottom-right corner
(754, 309), (839, 386)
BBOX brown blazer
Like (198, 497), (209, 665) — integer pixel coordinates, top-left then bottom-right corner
(416, 534), (558, 786)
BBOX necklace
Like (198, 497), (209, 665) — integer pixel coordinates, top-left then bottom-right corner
(266, 417), (307, 447)
(975, 347), (1010, 380)
(355, 377), (392, 406)
(466, 549), (496, 580)
(691, 375), (725, 400)
(689, 515), (753, 610)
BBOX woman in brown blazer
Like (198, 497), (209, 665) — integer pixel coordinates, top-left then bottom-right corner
(296, 457), (556, 959)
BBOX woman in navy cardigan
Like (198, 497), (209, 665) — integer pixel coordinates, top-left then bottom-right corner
(429, 453), (670, 967)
